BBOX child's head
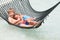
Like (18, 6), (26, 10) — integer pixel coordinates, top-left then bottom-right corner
(7, 8), (15, 17)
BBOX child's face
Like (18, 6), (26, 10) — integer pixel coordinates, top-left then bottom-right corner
(8, 8), (15, 17)
(8, 11), (15, 17)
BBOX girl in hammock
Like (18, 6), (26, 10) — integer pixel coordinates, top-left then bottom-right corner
(7, 8), (40, 27)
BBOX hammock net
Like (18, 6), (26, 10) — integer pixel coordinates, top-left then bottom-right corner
(0, 0), (60, 29)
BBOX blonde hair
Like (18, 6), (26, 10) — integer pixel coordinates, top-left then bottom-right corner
(7, 8), (15, 14)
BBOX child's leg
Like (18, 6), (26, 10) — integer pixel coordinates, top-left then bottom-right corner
(29, 21), (38, 25)
(19, 24), (33, 27)
(27, 17), (36, 21)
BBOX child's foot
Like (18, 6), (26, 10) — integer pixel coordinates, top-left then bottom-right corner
(34, 20), (42, 27)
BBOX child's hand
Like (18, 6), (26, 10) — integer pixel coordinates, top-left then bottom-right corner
(17, 17), (20, 21)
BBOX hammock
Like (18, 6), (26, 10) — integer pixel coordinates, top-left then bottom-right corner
(0, 0), (60, 29)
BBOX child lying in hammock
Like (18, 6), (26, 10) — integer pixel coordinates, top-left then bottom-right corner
(7, 8), (41, 27)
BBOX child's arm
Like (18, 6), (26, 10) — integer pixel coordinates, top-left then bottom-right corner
(8, 17), (20, 25)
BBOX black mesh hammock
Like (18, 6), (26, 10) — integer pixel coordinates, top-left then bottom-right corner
(0, 0), (60, 29)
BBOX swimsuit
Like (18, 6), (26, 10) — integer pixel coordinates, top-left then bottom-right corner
(21, 20), (29, 25)
(19, 15), (30, 26)
(23, 15), (31, 20)
(23, 15), (31, 25)
(19, 20), (29, 26)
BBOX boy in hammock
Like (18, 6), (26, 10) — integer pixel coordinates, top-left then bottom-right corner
(7, 8), (41, 27)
